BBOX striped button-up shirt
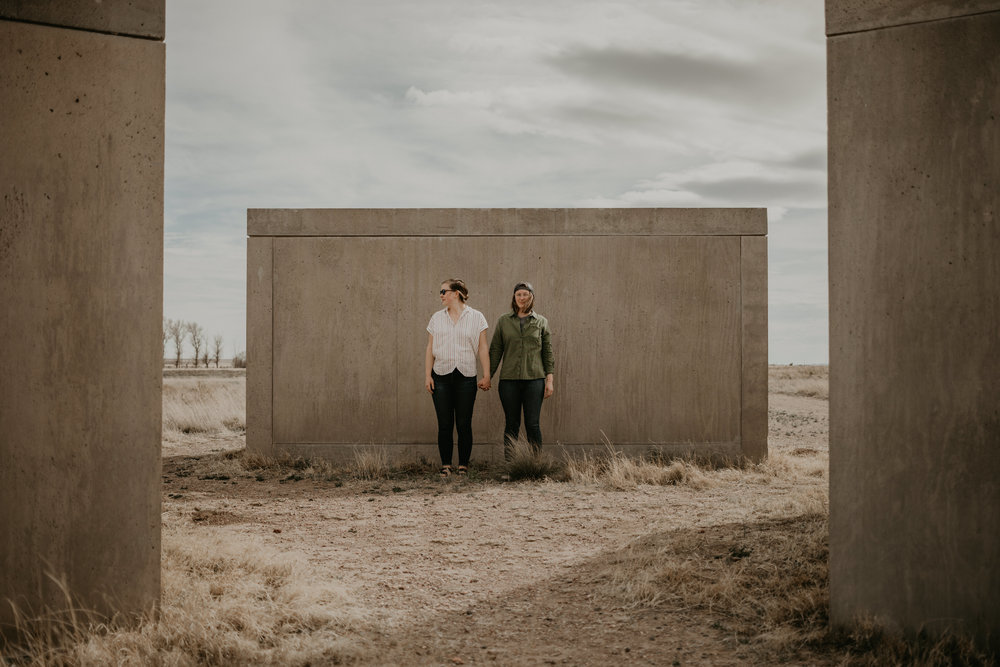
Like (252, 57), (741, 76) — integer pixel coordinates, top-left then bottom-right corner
(427, 306), (489, 377)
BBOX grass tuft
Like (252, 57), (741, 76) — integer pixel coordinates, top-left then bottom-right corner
(352, 446), (389, 480)
(504, 438), (563, 481)
(564, 444), (714, 490)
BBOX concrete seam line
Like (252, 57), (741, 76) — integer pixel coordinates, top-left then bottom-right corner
(826, 8), (1000, 38)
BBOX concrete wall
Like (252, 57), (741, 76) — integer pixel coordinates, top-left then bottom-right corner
(827, 1), (1000, 648)
(248, 209), (767, 462)
(0, 3), (163, 632)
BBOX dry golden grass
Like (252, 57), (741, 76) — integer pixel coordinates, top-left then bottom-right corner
(563, 444), (715, 490)
(503, 437), (563, 481)
(351, 445), (390, 480)
(4, 528), (367, 666)
(838, 618), (996, 666)
(235, 450), (341, 483)
(162, 377), (245, 435)
(769, 364), (829, 399)
(13, 375), (987, 664)
(598, 514), (829, 654)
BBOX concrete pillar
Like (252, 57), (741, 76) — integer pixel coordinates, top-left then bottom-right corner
(0, 1), (164, 631)
(827, 1), (1000, 648)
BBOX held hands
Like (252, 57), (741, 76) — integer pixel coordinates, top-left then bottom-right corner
(425, 376), (434, 394)
(478, 377), (491, 391)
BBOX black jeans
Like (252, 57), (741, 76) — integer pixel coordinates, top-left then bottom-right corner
(498, 378), (545, 458)
(431, 369), (478, 466)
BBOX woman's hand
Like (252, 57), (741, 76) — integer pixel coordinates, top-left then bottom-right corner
(478, 377), (491, 391)
(544, 375), (554, 399)
(425, 376), (435, 393)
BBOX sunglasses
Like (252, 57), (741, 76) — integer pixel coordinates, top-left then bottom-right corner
(439, 289), (453, 295)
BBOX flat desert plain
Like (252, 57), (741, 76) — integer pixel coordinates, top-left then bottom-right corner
(152, 367), (837, 665)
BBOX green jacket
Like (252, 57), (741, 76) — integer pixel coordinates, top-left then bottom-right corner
(489, 312), (554, 380)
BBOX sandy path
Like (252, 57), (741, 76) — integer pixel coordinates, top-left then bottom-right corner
(162, 393), (831, 665)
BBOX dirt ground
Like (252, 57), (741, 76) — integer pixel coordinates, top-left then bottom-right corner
(160, 389), (831, 666)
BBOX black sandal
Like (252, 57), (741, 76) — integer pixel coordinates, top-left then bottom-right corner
(456, 466), (468, 476)
(439, 465), (452, 478)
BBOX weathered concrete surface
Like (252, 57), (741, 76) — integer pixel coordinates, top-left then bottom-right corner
(247, 207), (767, 237)
(828, 6), (1000, 648)
(0, 0), (164, 39)
(248, 209), (767, 463)
(0, 16), (163, 631)
(827, 0), (1000, 34)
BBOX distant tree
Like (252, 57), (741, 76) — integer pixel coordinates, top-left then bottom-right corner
(211, 334), (224, 368)
(167, 319), (184, 368)
(232, 350), (247, 369)
(162, 317), (169, 362)
(185, 321), (205, 368)
(201, 351), (209, 368)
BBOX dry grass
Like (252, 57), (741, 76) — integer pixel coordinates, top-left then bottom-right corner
(598, 514), (829, 652)
(769, 364), (829, 399)
(352, 446), (389, 480)
(23, 374), (986, 664)
(237, 450), (341, 483)
(838, 618), (996, 666)
(563, 444), (715, 490)
(162, 377), (245, 435)
(3, 529), (367, 666)
(504, 438), (563, 481)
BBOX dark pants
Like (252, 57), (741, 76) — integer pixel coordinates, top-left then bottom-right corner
(431, 369), (478, 466)
(498, 378), (545, 458)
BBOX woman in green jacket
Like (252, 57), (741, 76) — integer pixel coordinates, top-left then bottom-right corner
(488, 282), (554, 458)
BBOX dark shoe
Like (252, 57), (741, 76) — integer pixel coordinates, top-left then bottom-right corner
(439, 465), (452, 478)
(456, 466), (468, 476)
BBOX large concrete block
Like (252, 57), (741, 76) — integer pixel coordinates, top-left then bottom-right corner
(828, 7), (1000, 647)
(827, 0), (1000, 34)
(247, 207), (767, 237)
(248, 209), (767, 463)
(0, 19), (163, 630)
(0, 1), (164, 40)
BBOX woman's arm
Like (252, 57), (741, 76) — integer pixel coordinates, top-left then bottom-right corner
(425, 334), (435, 393)
(541, 320), (554, 398)
(488, 321), (504, 378)
(477, 329), (491, 390)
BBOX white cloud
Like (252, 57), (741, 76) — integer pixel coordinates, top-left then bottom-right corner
(165, 0), (829, 363)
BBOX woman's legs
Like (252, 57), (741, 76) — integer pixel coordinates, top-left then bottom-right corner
(498, 379), (546, 457)
(433, 370), (478, 467)
(453, 373), (477, 467)
(497, 380), (523, 460)
(431, 371), (455, 465)
(521, 378), (545, 450)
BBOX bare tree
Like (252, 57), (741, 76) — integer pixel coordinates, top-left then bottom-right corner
(185, 321), (205, 368)
(201, 351), (209, 368)
(162, 317), (169, 363)
(211, 334), (224, 368)
(167, 319), (184, 368)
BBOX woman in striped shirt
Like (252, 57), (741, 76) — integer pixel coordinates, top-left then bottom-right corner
(425, 279), (491, 477)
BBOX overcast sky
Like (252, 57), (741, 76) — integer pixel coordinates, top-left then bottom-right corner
(165, 0), (828, 363)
